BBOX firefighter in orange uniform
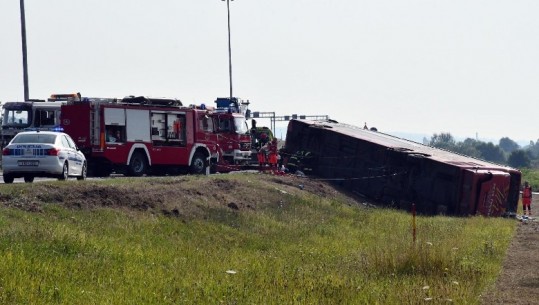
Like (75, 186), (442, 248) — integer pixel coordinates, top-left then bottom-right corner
(257, 146), (267, 169)
(522, 181), (532, 217)
(267, 138), (279, 169)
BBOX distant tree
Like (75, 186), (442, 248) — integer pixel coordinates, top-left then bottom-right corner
(429, 132), (456, 150)
(476, 142), (506, 164)
(508, 150), (531, 168)
(499, 137), (520, 153)
(454, 138), (481, 158)
(525, 140), (539, 159)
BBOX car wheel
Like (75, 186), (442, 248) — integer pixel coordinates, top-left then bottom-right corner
(190, 153), (207, 175)
(128, 152), (147, 177)
(58, 162), (69, 180)
(24, 176), (34, 183)
(77, 162), (87, 181)
(3, 174), (14, 184)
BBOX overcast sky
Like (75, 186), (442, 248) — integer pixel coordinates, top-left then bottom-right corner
(1, 1), (538, 144)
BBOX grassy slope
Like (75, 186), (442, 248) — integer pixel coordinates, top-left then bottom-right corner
(0, 174), (516, 304)
(521, 168), (539, 190)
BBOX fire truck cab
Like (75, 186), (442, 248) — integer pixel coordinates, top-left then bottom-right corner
(61, 96), (220, 177)
(1, 93), (78, 147)
(210, 97), (252, 171)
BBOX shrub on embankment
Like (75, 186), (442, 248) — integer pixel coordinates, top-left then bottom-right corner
(0, 174), (515, 304)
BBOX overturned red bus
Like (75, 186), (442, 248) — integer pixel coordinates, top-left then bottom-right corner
(283, 119), (521, 217)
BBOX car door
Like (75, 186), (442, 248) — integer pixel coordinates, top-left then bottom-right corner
(66, 134), (85, 174)
(60, 134), (79, 175)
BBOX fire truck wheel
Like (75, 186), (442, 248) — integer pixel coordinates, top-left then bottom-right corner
(3, 174), (14, 184)
(190, 153), (206, 175)
(128, 152), (148, 176)
(58, 162), (69, 181)
(77, 163), (87, 181)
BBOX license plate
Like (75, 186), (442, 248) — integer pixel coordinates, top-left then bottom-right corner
(18, 160), (39, 166)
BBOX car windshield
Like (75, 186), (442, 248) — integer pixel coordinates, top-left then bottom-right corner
(234, 117), (249, 134)
(11, 134), (57, 144)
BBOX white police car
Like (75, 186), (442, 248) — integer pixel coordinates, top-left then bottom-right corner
(2, 130), (87, 183)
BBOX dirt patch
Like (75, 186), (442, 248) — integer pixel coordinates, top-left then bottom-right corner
(480, 198), (539, 305)
(0, 173), (366, 219)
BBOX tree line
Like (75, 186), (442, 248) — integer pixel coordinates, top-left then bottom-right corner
(423, 133), (537, 168)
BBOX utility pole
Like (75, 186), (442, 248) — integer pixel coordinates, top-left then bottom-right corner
(222, 0), (234, 99)
(20, 0), (29, 101)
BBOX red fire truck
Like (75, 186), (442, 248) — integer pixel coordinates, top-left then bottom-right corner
(210, 97), (252, 172)
(60, 96), (220, 177)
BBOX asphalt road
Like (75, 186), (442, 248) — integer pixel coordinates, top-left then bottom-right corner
(0, 172), (105, 184)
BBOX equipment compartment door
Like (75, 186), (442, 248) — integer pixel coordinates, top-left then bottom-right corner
(126, 110), (150, 142)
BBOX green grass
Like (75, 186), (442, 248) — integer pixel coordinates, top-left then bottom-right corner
(521, 168), (539, 190)
(0, 178), (516, 304)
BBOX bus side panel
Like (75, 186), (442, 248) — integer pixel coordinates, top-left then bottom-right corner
(408, 161), (461, 215)
(476, 171), (511, 217)
(459, 170), (479, 216)
(507, 171), (521, 214)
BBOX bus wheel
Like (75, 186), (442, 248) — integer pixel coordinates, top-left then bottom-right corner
(190, 153), (206, 175)
(128, 152), (147, 177)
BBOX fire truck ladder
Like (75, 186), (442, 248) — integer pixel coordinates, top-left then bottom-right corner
(90, 103), (101, 146)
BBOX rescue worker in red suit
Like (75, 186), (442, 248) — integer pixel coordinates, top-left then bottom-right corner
(257, 147), (267, 169)
(173, 119), (181, 139)
(267, 138), (279, 169)
(258, 132), (269, 149)
(522, 181), (532, 216)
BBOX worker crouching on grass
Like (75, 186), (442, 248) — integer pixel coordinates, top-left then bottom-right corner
(522, 181), (532, 217)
